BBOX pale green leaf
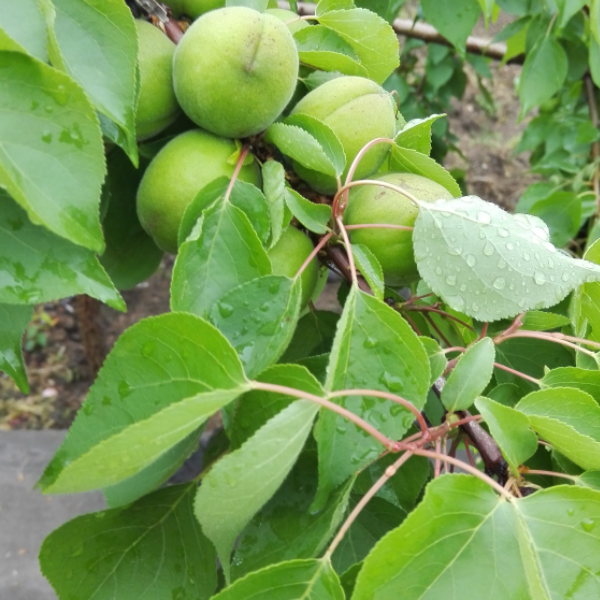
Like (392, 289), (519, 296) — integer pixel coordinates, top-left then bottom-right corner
(414, 196), (600, 321)
(0, 51), (105, 252)
(395, 114), (446, 155)
(285, 188), (333, 234)
(0, 303), (32, 393)
(263, 160), (292, 248)
(542, 367), (600, 405)
(475, 396), (538, 473)
(0, 191), (124, 310)
(419, 336), (447, 385)
(195, 399), (320, 581)
(576, 471), (600, 491)
(351, 243), (385, 300)
(316, 0), (355, 15)
(0, 0), (49, 61)
(39, 313), (247, 494)
(556, 0), (587, 29)
(40, 483), (217, 600)
(522, 311), (571, 331)
(442, 338), (495, 411)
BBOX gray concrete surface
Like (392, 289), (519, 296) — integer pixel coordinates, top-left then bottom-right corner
(0, 431), (105, 600)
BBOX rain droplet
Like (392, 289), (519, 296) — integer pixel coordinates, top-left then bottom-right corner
(483, 242), (495, 256)
(471, 302), (480, 312)
(459, 284), (467, 292)
(446, 275), (456, 286)
(142, 340), (157, 357)
(465, 254), (476, 267)
(567, 508), (575, 516)
(218, 302), (234, 318)
(435, 267), (443, 275)
(561, 272), (569, 282)
(532, 226), (548, 241)
(41, 130), (52, 144)
(506, 242), (514, 251)
(363, 339), (377, 349)
(497, 227), (509, 238)
(534, 271), (546, 285)
(581, 518), (595, 533)
(497, 259), (506, 269)
(523, 252), (531, 261)
(477, 211), (491, 224)
(493, 277), (506, 290)
(448, 245), (462, 256)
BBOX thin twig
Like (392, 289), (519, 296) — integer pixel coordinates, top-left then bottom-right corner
(296, 232), (333, 278)
(225, 146), (250, 202)
(336, 217), (358, 286)
(493, 362), (541, 386)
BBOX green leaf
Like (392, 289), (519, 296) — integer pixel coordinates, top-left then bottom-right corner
(574, 239), (600, 338)
(419, 337), (447, 384)
(387, 145), (461, 197)
(542, 368), (600, 404)
(0, 191), (124, 310)
(317, 9), (400, 84)
(591, 37), (600, 88)
(316, 0), (355, 15)
(421, 0), (481, 57)
(285, 188), (333, 234)
(522, 310), (571, 331)
(268, 123), (340, 178)
(0, 51), (105, 252)
(487, 382), (524, 407)
(171, 199), (271, 318)
(0, 303), (32, 393)
(353, 475), (600, 600)
(38, 313), (247, 494)
(519, 37), (568, 117)
(517, 387), (600, 470)
(40, 0), (139, 163)
(0, 0), (49, 61)
(475, 396), (538, 473)
(195, 399), (320, 581)
(413, 196), (600, 322)
(99, 149), (163, 290)
(351, 244), (385, 300)
(211, 275), (302, 378)
(230, 364), (324, 450)
(441, 338), (495, 412)
(557, 0), (587, 28)
(263, 160), (292, 248)
(592, 0), (600, 46)
(232, 450), (354, 579)
(315, 287), (430, 505)
(280, 311), (340, 363)
(212, 558), (345, 600)
(40, 483), (217, 600)
(103, 426), (204, 508)
(355, 0), (405, 23)
(576, 471), (600, 492)
(296, 34), (369, 79)
(395, 114), (446, 155)
(528, 191), (581, 248)
(332, 495), (404, 575)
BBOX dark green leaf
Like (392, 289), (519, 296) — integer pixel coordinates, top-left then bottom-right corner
(442, 338), (495, 412)
(285, 188), (333, 234)
(0, 303), (32, 393)
(280, 311), (340, 363)
(0, 191), (124, 310)
(528, 191), (581, 248)
(195, 399), (320, 581)
(211, 276), (302, 378)
(40, 483), (217, 600)
(39, 313), (247, 494)
(351, 243), (385, 300)
(487, 382), (524, 407)
(0, 51), (105, 252)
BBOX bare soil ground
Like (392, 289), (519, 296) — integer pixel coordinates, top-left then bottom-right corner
(0, 18), (541, 430)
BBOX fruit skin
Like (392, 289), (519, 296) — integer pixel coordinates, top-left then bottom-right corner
(173, 7), (299, 139)
(137, 129), (261, 254)
(134, 20), (180, 140)
(268, 227), (319, 307)
(265, 8), (310, 35)
(344, 172), (453, 286)
(162, 0), (225, 19)
(290, 76), (396, 194)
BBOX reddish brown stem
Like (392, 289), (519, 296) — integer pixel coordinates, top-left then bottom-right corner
(493, 362), (541, 385)
(325, 245), (371, 294)
(225, 145), (250, 202)
(406, 305), (475, 332)
(296, 232), (333, 278)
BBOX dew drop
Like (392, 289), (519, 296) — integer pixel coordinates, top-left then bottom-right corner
(534, 271), (546, 285)
(435, 267), (443, 275)
(581, 518), (595, 533)
(446, 275), (456, 286)
(497, 259), (506, 269)
(568, 508), (575, 516)
(483, 242), (495, 256)
(477, 211), (491, 224)
(448, 245), (462, 256)
(218, 302), (234, 318)
(41, 130), (52, 144)
(493, 277), (506, 290)
(459, 284), (467, 292)
(471, 302), (480, 312)
(561, 272), (569, 282)
(363, 339), (377, 349)
(479, 230), (486, 240)
(523, 252), (531, 261)
(497, 227), (509, 238)
(142, 340), (157, 357)
(532, 226), (548, 241)
(506, 242), (514, 251)
(465, 254), (476, 267)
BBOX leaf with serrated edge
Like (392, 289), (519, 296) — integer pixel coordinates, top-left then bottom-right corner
(39, 0), (139, 163)
(196, 398), (321, 582)
(542, 367), (600, 405)
(315, 287), (430, 506)
(0, 51), (105, 252)
(211, 275), (302, 378)
(351, 243), (384, 301)
(285, 188), (332, 234)
(395, 114), (446, 155)
(318, 9), (399, 84)
(419, 336), (447, 385)
(522, 311), (571, 331)
(0, 192), (124, 310)
(212, 558), (344, 600)
(353, 475), (600, 600)
(0, 303), (32, 393)
(516, 387), (600, 470)
(262, 160), (291, 248)
(171, 199), (271, 318)
(39, 312), (247, 494)
(414, 196), (600, 321)
(475, 396), (537, 473)
(441, 337), (495, 412)
(40, 483), (217, 600)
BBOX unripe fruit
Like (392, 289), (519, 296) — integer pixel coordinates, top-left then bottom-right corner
(173, 7), (300, 139)
(265, 8), (310, 35)
(344, 172), (453, 286)
(162, 0), (225, 19)
(268, 227), (319, 306)
(137, 130), (261, 254)
(134, 20), (180, 140)
(290, 76), (397, 194)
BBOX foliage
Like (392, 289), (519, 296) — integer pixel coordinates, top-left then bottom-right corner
(1, 0), (600, 598)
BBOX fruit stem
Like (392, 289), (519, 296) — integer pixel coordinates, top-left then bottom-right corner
(336, 217), (358, 286)
(296, 232), (333, 278)
(224, 145), (250, 203)
(493, 362), (541, 385)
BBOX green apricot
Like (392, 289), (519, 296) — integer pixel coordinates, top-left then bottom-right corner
(162, 0), (225, 19)
(265, 8), (310, 35)
(173, 7), (299, 139)
(135, 20), (180, 140)
(137, 129), (261, 254)
(344, 172), (453, 286)
(268, 227), (319, 306)
(289, 76), (397, 194)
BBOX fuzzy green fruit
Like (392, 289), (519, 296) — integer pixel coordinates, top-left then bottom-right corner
(135, 20), (180, 140)
(290, 76), (397, 194)
(137, 130), (261, 254)
(265, 8), (310, 35)
(344, 172), (453, 286)
(268, 227), (319, 306)
(162, 0), (225, 19)
(173, 7), (299, 139)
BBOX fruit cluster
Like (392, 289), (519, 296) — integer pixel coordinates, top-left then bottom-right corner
(134, 4), (449, 300)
